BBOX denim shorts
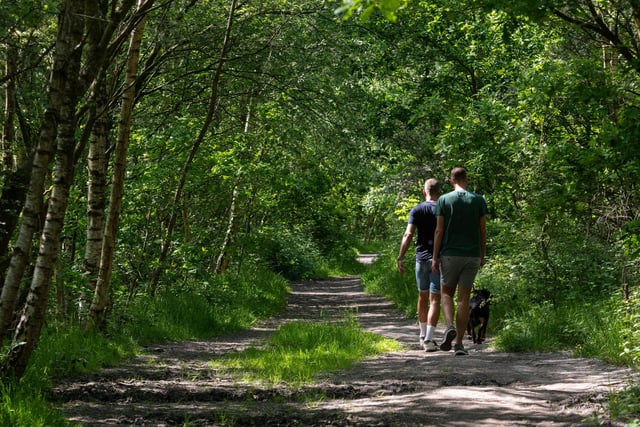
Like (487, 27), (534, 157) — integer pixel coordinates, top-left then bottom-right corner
(416, 261), (440, 294)
(440, 256), (481, 289)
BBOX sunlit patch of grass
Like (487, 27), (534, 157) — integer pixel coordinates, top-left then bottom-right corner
(3, 267), (289, 426)
(210, 316), (402, 385)
(0, 383), (72, 427)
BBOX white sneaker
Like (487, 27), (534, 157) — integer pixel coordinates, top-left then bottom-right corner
(423, 340), (439, 352)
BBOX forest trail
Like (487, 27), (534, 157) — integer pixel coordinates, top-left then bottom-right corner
(53, 256), (636, 426)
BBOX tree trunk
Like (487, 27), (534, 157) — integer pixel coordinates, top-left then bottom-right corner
(1, 45), (17, 170)
(0, 0), (87, 378)
(0, 159), (33, 289)
(84, 76), (110, 285)
(215, 184), (238, 274)
(86, 0), (150, 332)
(0, 46), (33, 288)
(150, 0), (238, 291)
(0, 1), (84, 343)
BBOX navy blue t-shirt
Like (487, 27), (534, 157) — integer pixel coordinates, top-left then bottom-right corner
(408, 201), (437, 262)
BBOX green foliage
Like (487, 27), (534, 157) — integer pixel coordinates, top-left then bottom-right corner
(476, 220), (635, 364)
(336, 0), (407, 22)
(113, 267), (289, 343)
(359, 187), (400, 242)
(2, 267), (288, 426)
(608, 382), (640, 425)
(252, 226), (327, 281)
(617, 288), (640, 367)
(0, 383), (71, 427)
(211, 317), (402, 384)
(360, 238), (418, 319)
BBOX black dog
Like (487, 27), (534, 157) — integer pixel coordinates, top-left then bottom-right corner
(467, 288), (492, 344)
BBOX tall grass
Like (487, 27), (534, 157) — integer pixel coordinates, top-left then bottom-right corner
(1, 267), (289, 426)
(360, 245), (418, 319)
(114, 268), (288, 343)
(0, 382), (70, 427)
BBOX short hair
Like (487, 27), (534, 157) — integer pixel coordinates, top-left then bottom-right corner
(424, 178), (440, 195)
(450, 167), (467, 182)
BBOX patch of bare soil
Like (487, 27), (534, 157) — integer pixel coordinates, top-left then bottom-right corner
(52, 261), (637, 426)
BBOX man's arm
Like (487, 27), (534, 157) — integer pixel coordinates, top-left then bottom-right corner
(431, 216), (444, 274)
(397, 224), (415, 275)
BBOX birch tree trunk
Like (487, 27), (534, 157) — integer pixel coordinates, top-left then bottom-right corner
(84, 77), (110, 277)
(215, 184), (238, 274)
(0, 44), (33, 291)
(150, 0), (238, 291)
(1, 45), (17, 170)
(0, 1), (84, 343)
(0, 159), (32, 289)
(0, 0), (142, 377)
(86, 0), (150, 331)
(0, 0), (87, 377)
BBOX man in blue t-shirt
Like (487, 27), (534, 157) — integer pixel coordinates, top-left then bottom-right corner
(397, 178), (442, 352)
(432, 167), (488, 356)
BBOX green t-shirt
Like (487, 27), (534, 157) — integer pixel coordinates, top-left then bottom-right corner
(435, 190), (488, 257)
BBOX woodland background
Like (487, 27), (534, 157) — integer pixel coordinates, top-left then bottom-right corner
(1, 0), (640, 421)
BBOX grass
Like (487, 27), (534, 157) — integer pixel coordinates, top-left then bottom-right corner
(359, 246), (418, 319)
(359, 238), (640, 424)
(210, 316), (402, 385)
(0, 382), (71, 427)
(1, 325), (139, 427)
(0, 258), (397, 426)
(114, 268), (290, 343)
(1, 267), (289, 427)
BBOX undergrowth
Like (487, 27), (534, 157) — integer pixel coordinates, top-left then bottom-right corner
(0, 252), (379, 427)
(1, 267), (289, 426)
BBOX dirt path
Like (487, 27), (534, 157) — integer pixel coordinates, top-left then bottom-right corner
(53, 265), (636, 426)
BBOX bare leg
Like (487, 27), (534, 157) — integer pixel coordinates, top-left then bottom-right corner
(441, 283), (456, 328)
(417, 291), (429, 323)
(455, 286), (472, 346)
(427, 293), (440, 327)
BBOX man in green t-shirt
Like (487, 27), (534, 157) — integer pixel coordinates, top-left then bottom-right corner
(432, 167), (488, 356)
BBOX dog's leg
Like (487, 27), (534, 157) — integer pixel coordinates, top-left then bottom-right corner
(477, 316), (487, 343)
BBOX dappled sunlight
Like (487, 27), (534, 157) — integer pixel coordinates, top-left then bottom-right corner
(54, 276), (637, 426)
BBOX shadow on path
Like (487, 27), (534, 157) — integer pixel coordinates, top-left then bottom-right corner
(53, 276), (636, 426)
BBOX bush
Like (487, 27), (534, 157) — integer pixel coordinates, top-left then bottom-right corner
(253, 225), (327, 280)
